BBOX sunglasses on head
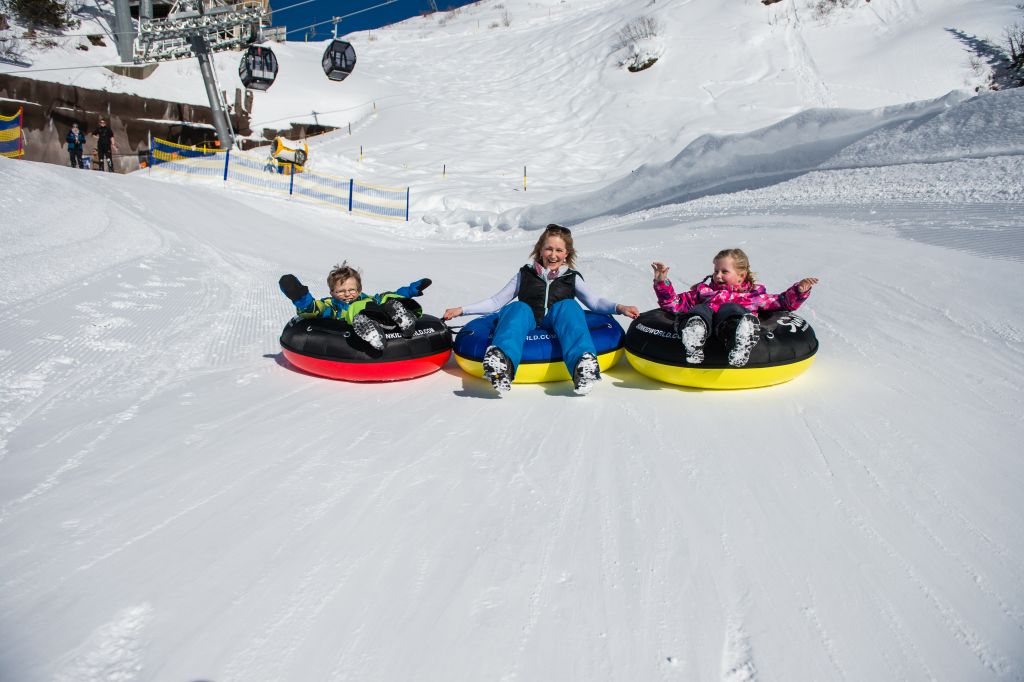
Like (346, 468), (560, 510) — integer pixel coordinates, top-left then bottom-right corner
(546, 224), (571, 235)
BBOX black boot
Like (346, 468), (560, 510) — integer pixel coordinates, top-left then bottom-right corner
(725, 314), (760, 367)
(572, 352), (601, 395)
(384, 298), (417, 338)
(482, 345), (512, 393)
(679, 316), (708, 364)
(353, 314), (386, 351)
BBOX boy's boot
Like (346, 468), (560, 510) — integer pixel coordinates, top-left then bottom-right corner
(482, 345), (512, 393)
(384, 298), (417, 339)
(679, 316), (708, 364)
(726, 314), (760, 367)
(353, 313), (386, 351)
(572, 352), (601, 395)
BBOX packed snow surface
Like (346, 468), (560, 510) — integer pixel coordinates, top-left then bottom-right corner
(2, 0), (1024, 680)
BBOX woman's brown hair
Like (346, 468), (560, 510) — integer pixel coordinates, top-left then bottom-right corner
(529, 224), (577, 269)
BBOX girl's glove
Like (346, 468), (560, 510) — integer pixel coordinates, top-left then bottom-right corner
(279, 274), (309, 302)
(407, 278), (432, 297)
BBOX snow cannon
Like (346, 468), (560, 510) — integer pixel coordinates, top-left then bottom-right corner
(271, 137), (309, 169)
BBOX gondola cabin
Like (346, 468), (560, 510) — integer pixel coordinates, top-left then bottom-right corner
(239, 45), (278, 91)
(321, 39), (357, 82)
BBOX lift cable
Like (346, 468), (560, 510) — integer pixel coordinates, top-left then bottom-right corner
(284, 0), (397, 37)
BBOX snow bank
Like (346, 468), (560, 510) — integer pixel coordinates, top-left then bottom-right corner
(434, 88), (1023, 232)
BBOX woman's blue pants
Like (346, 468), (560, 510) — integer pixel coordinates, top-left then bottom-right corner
(489, 300), (595, 378)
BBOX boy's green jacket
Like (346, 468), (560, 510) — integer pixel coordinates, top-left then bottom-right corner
(290, 281), (426, 324)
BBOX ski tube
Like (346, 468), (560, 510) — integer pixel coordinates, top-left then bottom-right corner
(280, 314), (452, 382)
(453, 311), (625, 383)
(625, 309), (818, 389)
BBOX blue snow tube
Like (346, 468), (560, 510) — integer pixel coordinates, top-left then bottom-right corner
(453, 311), (625, 383)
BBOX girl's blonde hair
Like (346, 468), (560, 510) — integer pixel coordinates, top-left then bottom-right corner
(529, 224), (577, 269)
(714, 248), (757, 285)
(327, 261), (362, 291)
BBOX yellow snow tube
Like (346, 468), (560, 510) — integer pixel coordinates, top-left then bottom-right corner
(452, 312), (626, 384)
(624, 309), (818, 390)
(455, 347), (624, 384)
(625, 351), (815, 389)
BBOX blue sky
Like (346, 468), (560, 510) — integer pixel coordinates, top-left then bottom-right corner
(271, 0), (480, 41)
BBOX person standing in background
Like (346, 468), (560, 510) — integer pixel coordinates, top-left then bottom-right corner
(66, 123), (86, 168)
(92, 117), (116, 172)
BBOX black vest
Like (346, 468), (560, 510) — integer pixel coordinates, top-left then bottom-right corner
(517, 264), (579, 324)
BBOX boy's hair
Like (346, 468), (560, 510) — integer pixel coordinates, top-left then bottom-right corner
(529, 224), (577, 269)
(327, 261), (362, 291)
(714, 248), (757, 285)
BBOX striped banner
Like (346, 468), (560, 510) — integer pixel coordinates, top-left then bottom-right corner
(351, 180), (410, 222)
(149, 137), (226, 179)
(0, 108), (25, 159)
(148, 136), (410, 221)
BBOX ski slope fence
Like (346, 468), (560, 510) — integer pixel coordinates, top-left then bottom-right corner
(0, 108), (25, 159)
(148, 137), (410, 221)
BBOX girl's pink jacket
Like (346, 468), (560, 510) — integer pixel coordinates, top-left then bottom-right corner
(654, 278), (810, 315)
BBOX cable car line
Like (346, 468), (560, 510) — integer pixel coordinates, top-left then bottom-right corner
(283, 0), (398, 37)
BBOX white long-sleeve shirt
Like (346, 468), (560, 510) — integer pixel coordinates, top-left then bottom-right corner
(460, 265), (620, 317)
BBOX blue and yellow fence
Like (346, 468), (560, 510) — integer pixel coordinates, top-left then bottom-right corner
(1, 108), (25, 159)
(148, 136), (411, 222)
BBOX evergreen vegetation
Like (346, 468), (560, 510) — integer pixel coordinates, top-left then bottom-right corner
(3, 0), (76, 31)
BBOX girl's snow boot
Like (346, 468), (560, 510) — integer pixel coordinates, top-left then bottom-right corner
(680, 316), (708, 364)
(727, 314), (760, 367)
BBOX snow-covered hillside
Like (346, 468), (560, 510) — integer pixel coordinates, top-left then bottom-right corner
(2, 1), (1023, 681)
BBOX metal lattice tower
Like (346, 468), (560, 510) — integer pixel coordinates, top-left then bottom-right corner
(135, 0), (265, 62)
(125, 0), (269, 147)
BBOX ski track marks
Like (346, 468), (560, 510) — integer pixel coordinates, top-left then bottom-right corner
(777, 2), (835, 109)
(0, 215), (286, 526)
(791, 398), (1023, 679)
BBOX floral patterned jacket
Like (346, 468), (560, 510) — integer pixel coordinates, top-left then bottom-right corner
(653, 277), (810, 315)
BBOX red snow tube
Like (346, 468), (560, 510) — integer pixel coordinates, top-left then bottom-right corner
(280, 315), (452, 382)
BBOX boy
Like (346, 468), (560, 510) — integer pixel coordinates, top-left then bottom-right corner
(279, 263), (431, 351)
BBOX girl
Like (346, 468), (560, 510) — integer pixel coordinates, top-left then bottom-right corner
(444, 224), (639, 395)
(280, 262), (431, 351)
(651, 248), (818, 367)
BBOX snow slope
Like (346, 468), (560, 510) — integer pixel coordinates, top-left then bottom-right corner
(2, 0), (1024, 681)
(4, 0), (1019, 208)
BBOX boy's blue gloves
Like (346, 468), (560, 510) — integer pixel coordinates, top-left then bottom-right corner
(407, 278), (432, 297)
(279, 274), (310, 303)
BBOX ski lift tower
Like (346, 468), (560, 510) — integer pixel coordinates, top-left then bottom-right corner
(130, 0), (266, 148)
